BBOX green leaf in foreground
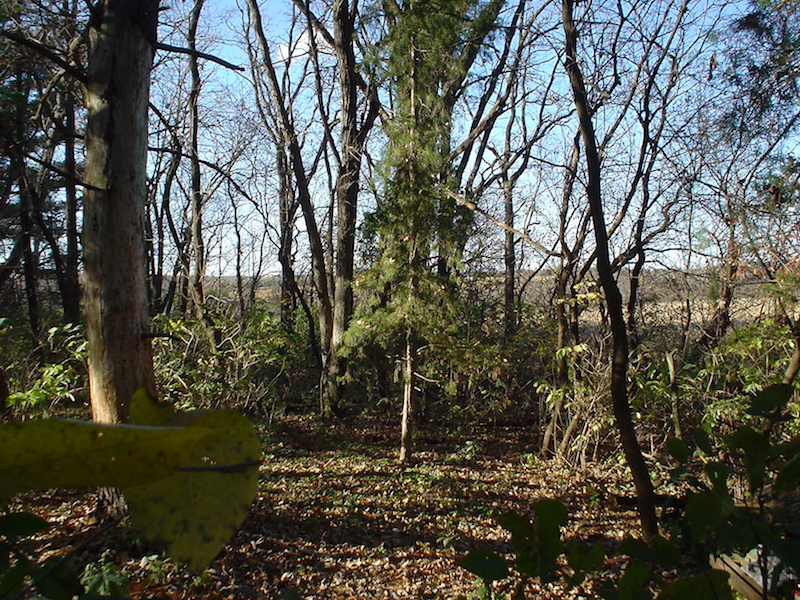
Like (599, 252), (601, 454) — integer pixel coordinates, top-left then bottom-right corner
(458, 549), (509, 582)
(0, 512), (50, 541)
(33, 556), (84, 600)
(124, 400), (260, 571)
(565, 540), (604, 586)
(656, 569), (732, 599)
(0, 420), (209, 499)
(747, 383), (793, 417)
(617, 560), (652, 600)
(665, 438), (690, 465)
(776, 447), (800, 492)
(692, 428), (713, 456)
(532, 499), (568, 583)
(619, 535), (679, 569)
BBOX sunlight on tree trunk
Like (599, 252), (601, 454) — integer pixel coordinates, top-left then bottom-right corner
(399, 328), (415, 463)
(83, 0), (158, 424)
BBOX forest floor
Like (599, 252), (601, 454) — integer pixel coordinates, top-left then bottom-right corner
(19, 414), (657, 599)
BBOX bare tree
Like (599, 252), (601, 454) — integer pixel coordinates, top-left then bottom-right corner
(245, 0), (333, 413)
(562, 0), (657, 540)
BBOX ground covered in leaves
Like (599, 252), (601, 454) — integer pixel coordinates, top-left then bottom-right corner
(19, 415), (650, 599)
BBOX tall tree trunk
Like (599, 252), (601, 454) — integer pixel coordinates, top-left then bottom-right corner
(325, 0), (379, 411)
(277, 146), (297, 331)
(150, 141), (181, 313)
(13, 72), (39, 339)
(554, 133), (582, 383)
(232, 197), (247, 318)
(83, 0), (158, 424)
(0, 366), (8, 419)
(503, 175), (516, 341)
(0, 236), (23, 292)
(562, 0), (657, 541)
(543, 134), (582, 457)
(247, 0), (332, 411)
(20, 181), (39, 339)
(61, 0), (82, 324)
(784, 321), (800, 385)
(697, 223), (736, 352)
(29, 141), (80, 325)
(187, 0), (221, 350)
(627, 255), (645, 348)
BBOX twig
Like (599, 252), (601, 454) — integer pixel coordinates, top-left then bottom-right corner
(156, 42), (245, 72)
(21, 150), (106, 192)
(0, 30), (86, 83)
(142, 332), (181, 341)
(441, 187), (561, 258)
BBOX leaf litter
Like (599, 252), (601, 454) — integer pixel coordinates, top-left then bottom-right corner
(16, 415), (644, 599)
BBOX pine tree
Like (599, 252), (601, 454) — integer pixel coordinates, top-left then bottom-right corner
(345, 0), (502, 462)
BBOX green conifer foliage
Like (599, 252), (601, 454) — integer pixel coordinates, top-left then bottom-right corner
(344, 0), (503, 459)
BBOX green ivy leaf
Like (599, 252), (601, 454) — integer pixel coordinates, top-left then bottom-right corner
(728, 427), (770, 491)
(532, 499), (568, 584)
(0, 558), (32, 597)
(532, 499), (568, 526)
(458, 549), (509, 582)
(747, 384), (793, 417)
(565, 540), (604, 586)
(0, 542), (9, 573)
(703, 462), (730, 495)
(692, 428), (713, 456)
(649, 535), (680, 568)
(686, 489), (732, 541)
(497, 512), (534, 550)
(617, 560), (653, 600)
(596, 579), (620, 600)
(496, 511), (539, 576)
(619, 535), (679, 569)
(775, 449), (800, 493)
(124, 400), (260, 571)
(33, 556), (84, 600)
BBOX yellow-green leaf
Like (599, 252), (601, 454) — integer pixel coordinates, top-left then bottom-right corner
(129, 387), (176, 426)
(0, 420), (209, 500)
(123, 409), (260, 570)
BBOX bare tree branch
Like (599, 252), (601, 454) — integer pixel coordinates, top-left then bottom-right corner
(1, 29), (86, 82)
(156, 42), (245, 72)
(442, 188), (561, 258)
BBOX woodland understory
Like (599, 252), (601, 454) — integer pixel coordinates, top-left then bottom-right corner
(2, 0), (800, 597)
(3, 278), (799, 598)
(12, 416), (658, 600)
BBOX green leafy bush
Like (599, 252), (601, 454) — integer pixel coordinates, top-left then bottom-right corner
(80, 550), (129, 597)
(5, 323), (88, 416)
(150, 308), (315, 416)
(459, 384), (800, 599)
(699, 320), (796, 430)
